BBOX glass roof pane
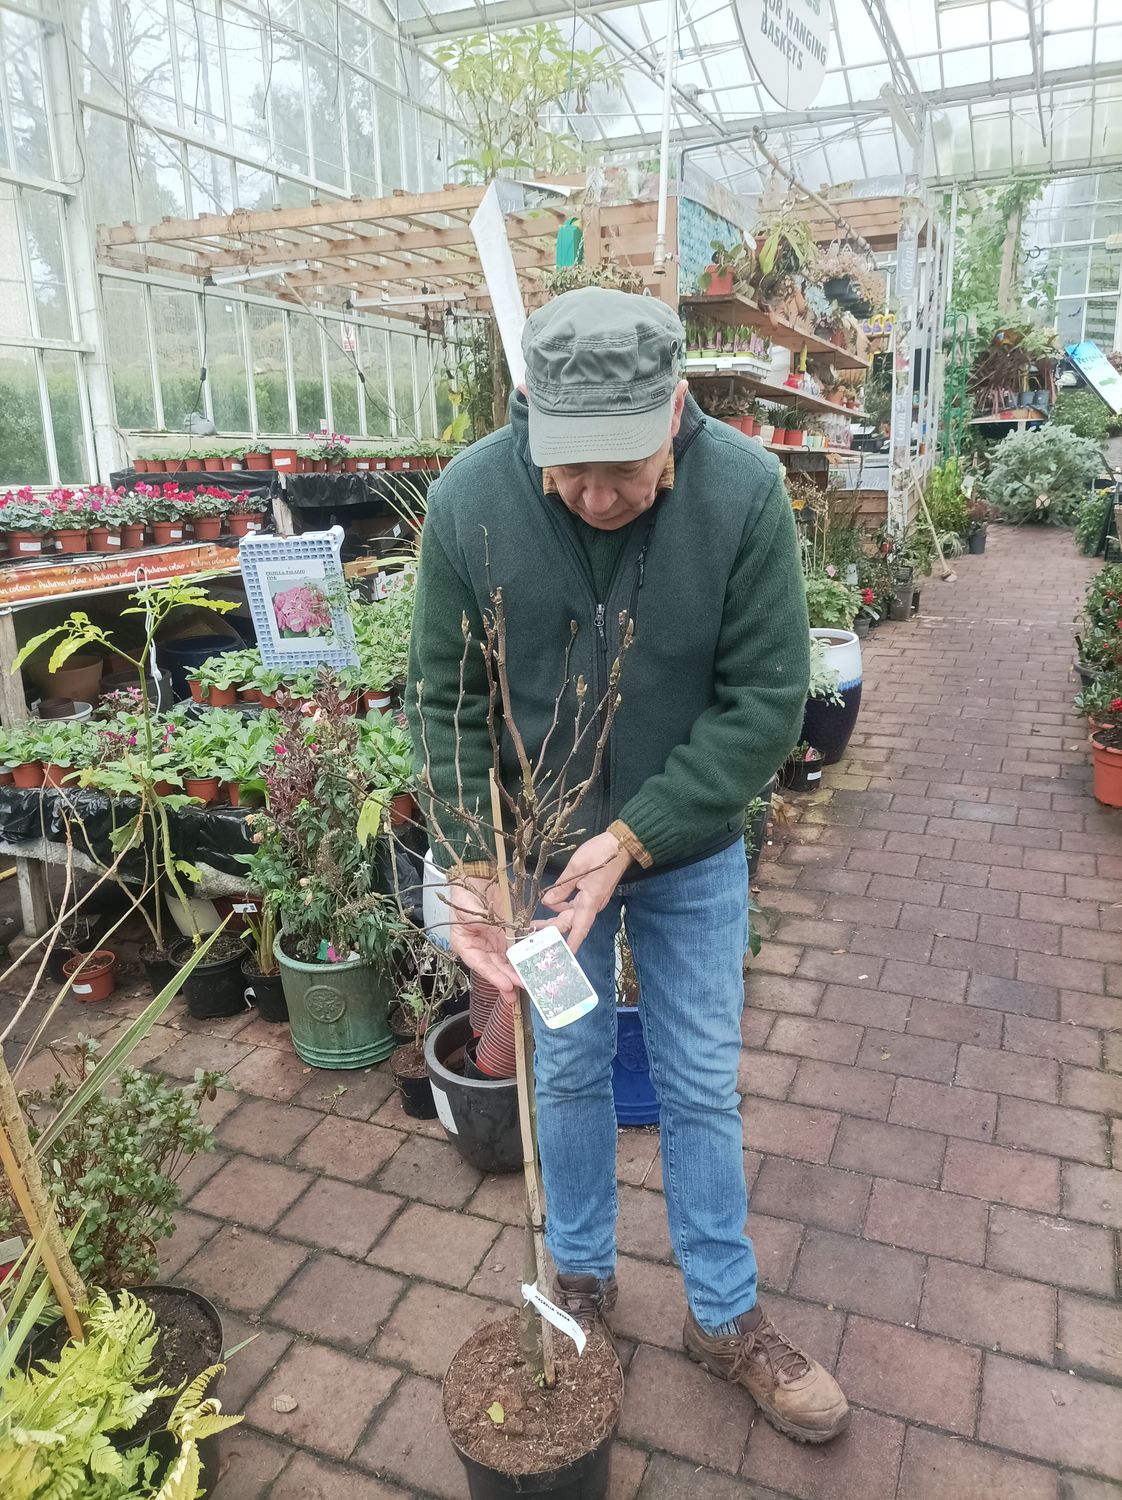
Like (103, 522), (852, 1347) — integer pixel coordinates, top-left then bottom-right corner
(990, 38), (1033, 75)
(987, 1), (1029, 43)
(1044, 29), (1094, 69)
(971, 109), (1011, 173)
(1097, 24), (1122, 63)
(941, 46), (993, 86)
(1043, 0), (1096, 27)
(939, 5), (991, 46)
(812, 71), (857, 108)
(829, 0), (885, 65)
(894, 2), (940, 55)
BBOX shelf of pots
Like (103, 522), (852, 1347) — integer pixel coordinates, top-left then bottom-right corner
(135, 437), (461, 477)
(680, 290), (870, 372)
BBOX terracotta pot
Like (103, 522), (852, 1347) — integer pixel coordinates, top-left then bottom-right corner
(0, 768), (12, 786)
(133, 458), (150, 473)
(786, 431), (804, 447)
(238, 687), (260, 702)
(184, 457), (204, 472)
(150, 521), (184, 545)
(153, 779), (174, 797)
(63, 949), (117, 1002)
(43, 763), (75, 789)
(38, 697), (76, 719)
(364, 689), (393, 714)
(245, 453), (271, 470)
(258, 691), (280, 709)
(227, 513), (265, 537)
(326, 459), (343, 472)
(88, 527), (122, 552)
(148, 459), (168, 472)
(270, 448), (298, 471)
(8, 532), (44, 557)
(205, 684), (237, 708)
(387, 457), (404, 472)
(188, 677), (205, 703)
(391, 792), (416, 828)
(53, 530), (88, 554)
(704, 266), (734, 297)
(354, 459), (372, 471)
(12, 761), (45, 788)
(203, 457), (224, 472)
(221, 457), (243, 471)
(1090, 732), (1122, 807)
(344, 457), (362, 472)
(309, 459), (327, 473)
(772, 429), (788, 446)
(183, 776), (221, 804)
(120, 524), (146, 551)
(192, 516), (223, 541)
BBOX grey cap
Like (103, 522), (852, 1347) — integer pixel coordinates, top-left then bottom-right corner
(522, 287), (685, 467)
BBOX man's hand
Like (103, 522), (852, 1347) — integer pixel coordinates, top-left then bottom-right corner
(447, 876), (521, 999)
(540, 831), (632, 955)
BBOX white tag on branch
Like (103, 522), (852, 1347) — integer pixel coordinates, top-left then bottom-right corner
(521, 1283), (586, 1356)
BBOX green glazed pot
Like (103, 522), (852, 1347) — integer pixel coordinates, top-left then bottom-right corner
(273, 933), (395, 1068)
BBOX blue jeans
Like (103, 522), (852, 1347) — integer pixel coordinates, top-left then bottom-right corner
(531, 840), (758, 1332)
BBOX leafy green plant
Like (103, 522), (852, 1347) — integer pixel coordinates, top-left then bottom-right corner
(1074, 672), (1122, 720)
(3, 1040), (226, 1288)
(1051, 389), (1111, 444)
(803, 572), (859, 630)
(436, 25), (621, 181)
(210, 716), (278, 787)
(1074, 486), (1113, 556)
(925, 458), (970, 540)
(983, 424), (1105, 525)
(700, 239), (755, 293)
(754, 211), (816, 298)
(242, 897), (280, 977)
(0, 1287), (240, 1500)
(807, 636), (844, 704)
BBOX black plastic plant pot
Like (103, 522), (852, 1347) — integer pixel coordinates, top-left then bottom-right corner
(424, 1011), (521, 1173)
(240, 958), (288, 1022)
(968, 530), (987, 554)
(140, 945), (178, 998)
(1077, 662), (1100, 689)
(451, 1429), (616, 1500)
(394, 1067), (438, 1119)
(26, 1285), (226, 1496)
(781, 754), (824, 792)
(171, 936), (249, 1019)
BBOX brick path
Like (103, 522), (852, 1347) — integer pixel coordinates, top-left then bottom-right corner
(13, 524), (1121, 1498)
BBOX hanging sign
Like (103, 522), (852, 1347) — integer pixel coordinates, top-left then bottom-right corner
(1066, 342), (1122, 417)
(735, 0), (829, 112)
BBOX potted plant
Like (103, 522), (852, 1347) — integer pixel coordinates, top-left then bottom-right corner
(780, 740), (824, 791)
(389, 946), (461, 1118)
(967, 499), (989, 554)
(243, 441), (272, 471)
(270, 439), (299, 472)
(753, 210), (816, 306)
(185, 485), (233, 541)
(242, 677), (408, 1068)
(982, 424), (1104, 526)
(212, 714), (275, 805)
(801, 628), (862, 764)
(45, 488), (91, 553)
(240, 899), (286, 1021)
(200, 444), (225, 474)
(0, 486), (53, 556)
(188, 651), (241, 707)
(226, 491), (268, 536)
(1090, 694), (1122, 807)
(700, 238), (754, 297)
(785, 413), (806, 448)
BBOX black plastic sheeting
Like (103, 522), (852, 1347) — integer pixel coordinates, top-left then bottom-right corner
(0, 786), (428, 924)
(109, 468), (274, 495)
(271, 470), (431, 512)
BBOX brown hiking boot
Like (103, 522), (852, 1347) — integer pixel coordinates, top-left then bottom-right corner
(684, 1305), (849, 1444)
(552, 1273), (618, 1334)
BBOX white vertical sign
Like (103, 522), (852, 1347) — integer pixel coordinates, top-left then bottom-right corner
(471, 182), (527, 390)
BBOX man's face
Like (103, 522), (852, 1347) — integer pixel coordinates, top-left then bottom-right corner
(545, 380), (688, 531)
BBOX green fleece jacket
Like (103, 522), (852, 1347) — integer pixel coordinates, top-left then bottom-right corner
(406, 392), (809, 874)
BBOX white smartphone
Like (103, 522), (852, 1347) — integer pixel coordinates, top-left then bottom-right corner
(507, 926), (599, 1029)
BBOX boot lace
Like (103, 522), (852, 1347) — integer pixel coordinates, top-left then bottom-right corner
(728, 1314), (811, 1385)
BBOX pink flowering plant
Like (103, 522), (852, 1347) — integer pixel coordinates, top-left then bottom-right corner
(307, 431), (351, 464)
(0, 487), (54, 533)
(228, 491), (267, 516)
(185, 485), (234, 520)
(271, 582), (333, 638)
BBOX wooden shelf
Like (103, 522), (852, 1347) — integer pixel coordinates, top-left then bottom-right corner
(680, 293), (869, 372)
(0, 542), (243, 609)
(687, 365), (868, 421)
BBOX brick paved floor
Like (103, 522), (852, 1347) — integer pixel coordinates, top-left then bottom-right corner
(11, 525), (1121, 1498)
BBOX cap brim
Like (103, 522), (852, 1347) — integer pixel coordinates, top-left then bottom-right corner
(527, 396), (675, 468)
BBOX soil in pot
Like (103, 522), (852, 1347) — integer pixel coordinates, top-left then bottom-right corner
(171, 932), (250, 1018)
(391, 1042), (437, 1118)
(445, 1313), (622, 1496)
(241, 956), (288, 1022)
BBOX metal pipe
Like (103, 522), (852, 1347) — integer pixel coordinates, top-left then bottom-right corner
(653, 0), (678, 270)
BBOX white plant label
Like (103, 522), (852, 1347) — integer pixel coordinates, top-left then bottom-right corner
(169, 528), (183, 540)
(807, 770), (822, 782)
(431, 1084), (458, 1134)
(73, 983), (92, 995)
(107, 536), (121, 547)
(19, 542), (38, 553)
(521, 1283), (586, 1356)
(233, 902), (258, 914)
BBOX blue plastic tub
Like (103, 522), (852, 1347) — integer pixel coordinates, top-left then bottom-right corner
(612, 1006), (659, 1126)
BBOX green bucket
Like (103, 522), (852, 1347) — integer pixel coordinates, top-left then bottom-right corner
(273, 934), (395, 1069)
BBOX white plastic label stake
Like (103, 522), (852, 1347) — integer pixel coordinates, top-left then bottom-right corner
(431, 1084), (457, 1135)
(807, 770), (822, 782)
(18, 541), (38, 553)
(107, 536), (121, 547)
(233, 902), (258, 914)
(521, 1283), (586, 1356)
(73, 983), (92, 995)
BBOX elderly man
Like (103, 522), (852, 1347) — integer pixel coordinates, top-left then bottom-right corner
(407, 287), (848, 1444)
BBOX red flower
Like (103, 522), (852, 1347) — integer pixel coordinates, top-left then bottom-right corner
(1110, 698), (1122, 713)
(861, 588), (875, 605)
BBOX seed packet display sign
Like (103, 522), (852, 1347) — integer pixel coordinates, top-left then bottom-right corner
(239, 528), (358, 672)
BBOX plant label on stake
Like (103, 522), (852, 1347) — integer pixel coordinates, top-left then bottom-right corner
(521, 1282), (587, 1356)
(507, 927), (598, 1029)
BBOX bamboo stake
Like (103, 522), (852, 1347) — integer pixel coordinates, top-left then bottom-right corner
(489, 770), (556, 1388)
(0, 1112), (84, 1341)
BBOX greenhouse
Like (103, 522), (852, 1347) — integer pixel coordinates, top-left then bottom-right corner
(1, 1), (1121, 1497)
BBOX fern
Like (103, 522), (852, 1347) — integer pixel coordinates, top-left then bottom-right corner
(0, 1292), (242, 1499)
